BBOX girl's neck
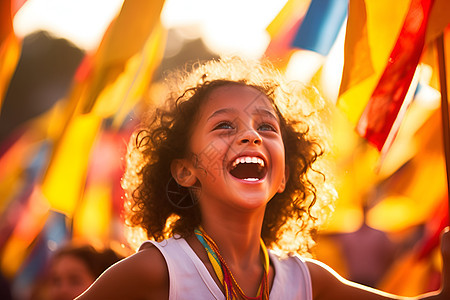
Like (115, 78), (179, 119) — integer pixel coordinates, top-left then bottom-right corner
(199, 206), (266, 267)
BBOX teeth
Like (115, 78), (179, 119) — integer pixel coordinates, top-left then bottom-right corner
(257, 158), (264, 167)
(231, 156), (265, 170)
(243, 178), (259, 181)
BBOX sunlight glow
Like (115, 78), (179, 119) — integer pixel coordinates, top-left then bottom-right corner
(14, 0), (125, 50)
(14, 0), (287, 57)
(161, 0), (288, 58)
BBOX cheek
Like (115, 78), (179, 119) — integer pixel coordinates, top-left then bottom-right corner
(192, 137), (232, 173)
(270, 142), (286, 177)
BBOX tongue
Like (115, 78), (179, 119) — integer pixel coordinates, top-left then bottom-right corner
(230, 163), (261, 180)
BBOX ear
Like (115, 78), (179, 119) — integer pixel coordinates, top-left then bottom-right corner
(277, 165), (290, 193)
(171, 159), (197, 187)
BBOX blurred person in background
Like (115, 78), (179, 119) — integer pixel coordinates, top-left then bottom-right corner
(31, 244), (123, 300)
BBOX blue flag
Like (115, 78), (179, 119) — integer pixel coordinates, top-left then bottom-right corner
(292, 0), (348, 55)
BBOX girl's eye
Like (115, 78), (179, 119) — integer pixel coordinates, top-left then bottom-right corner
(258, 123), (277, 132)
(213, 121), (234, 130)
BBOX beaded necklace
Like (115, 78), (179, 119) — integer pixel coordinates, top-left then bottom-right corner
(194, 227), (270, 300)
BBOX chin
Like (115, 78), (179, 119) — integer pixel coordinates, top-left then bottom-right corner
(231, 193), (271, 210)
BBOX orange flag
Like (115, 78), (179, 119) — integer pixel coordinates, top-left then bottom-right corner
(338, 0), (413, 125)
(0, 0), (27, 110)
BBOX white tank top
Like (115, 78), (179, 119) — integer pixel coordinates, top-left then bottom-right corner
(141, 237), (313, 299)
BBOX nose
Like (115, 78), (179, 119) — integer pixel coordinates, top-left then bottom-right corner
(239, 129), (262, 145)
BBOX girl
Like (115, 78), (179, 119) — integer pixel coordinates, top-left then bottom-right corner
(76, 57), (449, 299)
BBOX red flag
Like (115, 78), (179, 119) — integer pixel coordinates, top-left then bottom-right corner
(356, 0), (434, 152)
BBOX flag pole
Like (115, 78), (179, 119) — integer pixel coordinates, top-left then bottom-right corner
(436, 32), (450, 221)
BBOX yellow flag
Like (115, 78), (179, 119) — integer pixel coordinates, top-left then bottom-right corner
(73, 183), (112, 245)
(81, 0), (166, 115)
(95, 22), (166, 126)
(41, 0), (166, 216)
(266, 0), (311, 38)
(41, 113), (102, 215)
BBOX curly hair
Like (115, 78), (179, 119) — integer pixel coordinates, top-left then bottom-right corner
(122, 57), (335, 255)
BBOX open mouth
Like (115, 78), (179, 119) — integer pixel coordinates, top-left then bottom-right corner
(229, 156), (267, 181)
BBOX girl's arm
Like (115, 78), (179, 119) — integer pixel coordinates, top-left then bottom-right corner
(307, 228), (450, 300)
(75, 245), (169, 300)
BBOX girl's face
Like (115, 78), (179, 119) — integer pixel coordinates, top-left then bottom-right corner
(187, 84), (287, 212)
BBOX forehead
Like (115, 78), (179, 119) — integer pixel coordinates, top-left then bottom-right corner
(51, 255), (90, 273)
(200, 84), (276, 117)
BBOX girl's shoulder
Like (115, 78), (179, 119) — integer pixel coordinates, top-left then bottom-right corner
(76, 243), (169, 299)
(134, 242), (170, 283)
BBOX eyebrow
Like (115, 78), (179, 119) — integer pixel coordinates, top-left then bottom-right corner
(253, 108), (279, 122)
(207, 108), (238, 121)
(207, 107), (279, 122)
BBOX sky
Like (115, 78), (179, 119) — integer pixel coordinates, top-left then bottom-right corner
(13, 0), (288, 58)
